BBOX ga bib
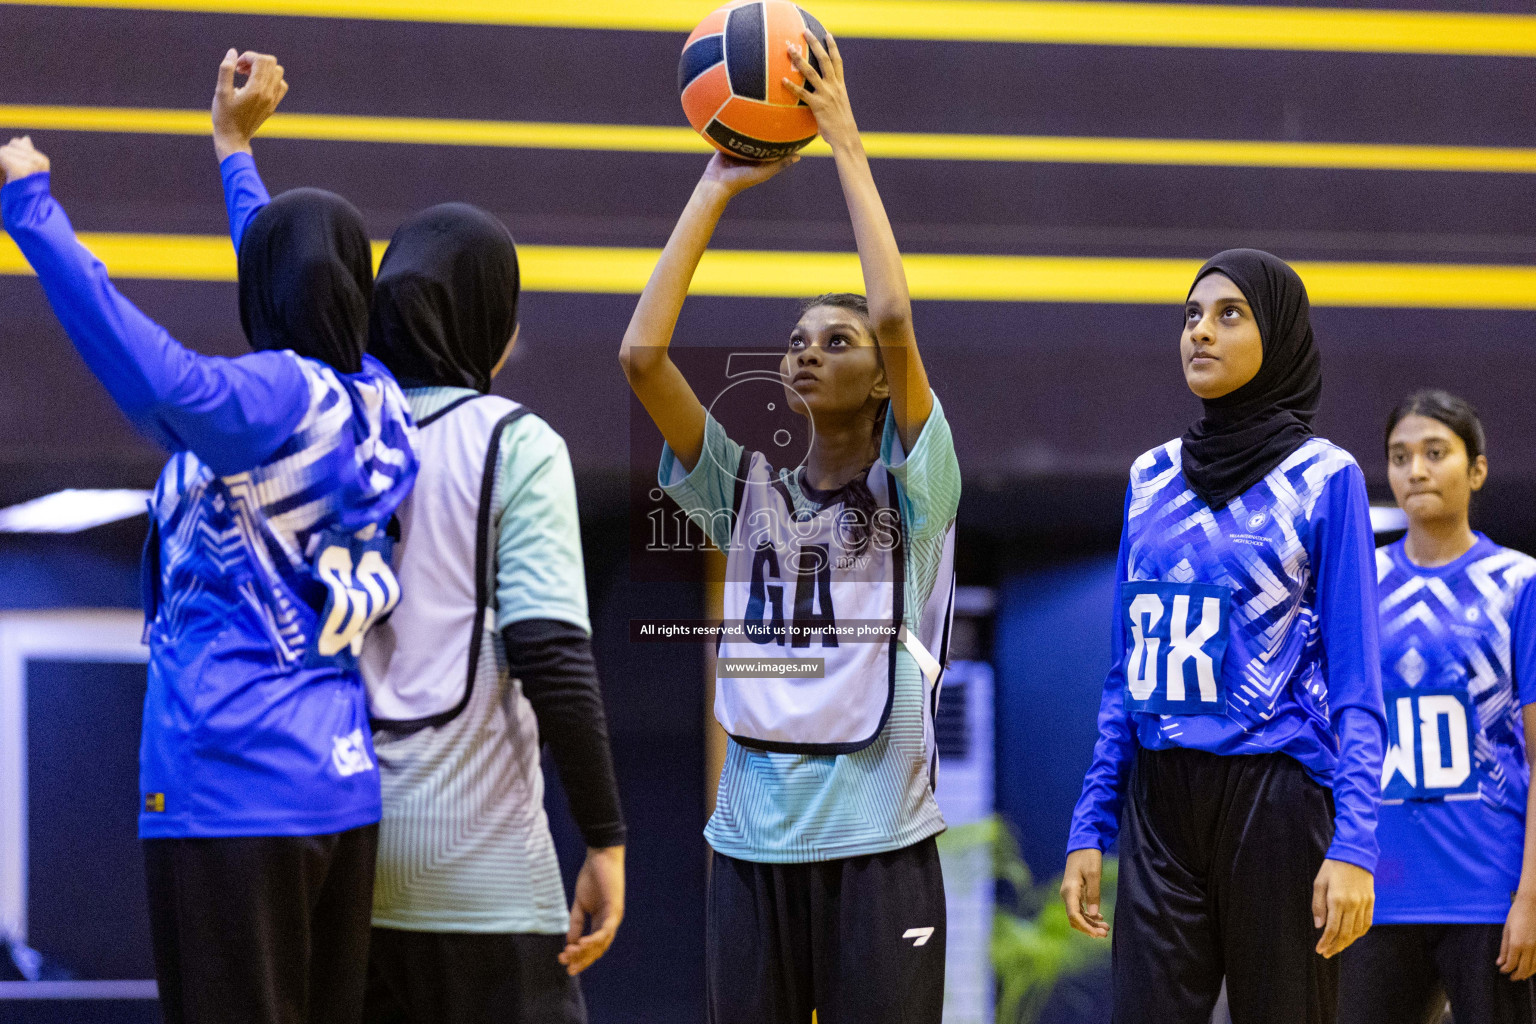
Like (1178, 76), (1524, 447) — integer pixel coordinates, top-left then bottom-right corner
(716, 455), (905, 754)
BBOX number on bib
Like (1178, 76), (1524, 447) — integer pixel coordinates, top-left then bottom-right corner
(1381, 687), (1477, 801)
(1121, 581), (1231, 715)
(308, 528), (401, 668)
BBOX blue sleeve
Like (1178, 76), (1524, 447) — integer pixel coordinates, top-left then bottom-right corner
(1513, 578), (1536, 707)
(2, 173), (308, 475)
(1308, 462), (1387, 872)
(220, 152), (270, 253)
(1067, 484), (1138, 855)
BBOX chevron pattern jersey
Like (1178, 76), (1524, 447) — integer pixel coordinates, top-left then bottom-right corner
(661, 396), (960, 863)
(1122, 436), (1360, 754)
(1373, 534), (1536, 923)
(1069, 436), (1387, 869)
(138, 353), (417, 839)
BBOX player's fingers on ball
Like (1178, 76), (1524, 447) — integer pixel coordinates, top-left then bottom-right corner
(803, 27), (831, 65)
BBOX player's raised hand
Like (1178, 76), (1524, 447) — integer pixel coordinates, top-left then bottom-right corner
(0, 136), (50, 185)
(784, 29), (857, 151)
(559, 845), (626, 976)
(699, 150), (798, 198)
(212, 49), (289, 160)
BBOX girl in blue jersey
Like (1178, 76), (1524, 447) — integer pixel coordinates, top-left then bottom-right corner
(1338, 391), (1536, 1023)
(0, 51), (417, 1024)
(621, 29), (959, 1024)
(1061, 249), (1386, 1024)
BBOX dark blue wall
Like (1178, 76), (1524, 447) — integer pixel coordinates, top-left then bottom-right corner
(995, 554), (1119, 882)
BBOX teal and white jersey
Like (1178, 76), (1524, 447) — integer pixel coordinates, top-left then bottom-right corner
(365, 386), (590, 934)
(660, 393), (961, 863)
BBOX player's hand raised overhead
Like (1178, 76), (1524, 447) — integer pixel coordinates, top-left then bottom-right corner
(212, 49), (289, 161)
(700, 150), (799, 198)
(784, 29), (857, 151)
(0, 136), (50, 185)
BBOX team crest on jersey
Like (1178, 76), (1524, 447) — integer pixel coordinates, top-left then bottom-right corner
(1245, 511), (1269, 531)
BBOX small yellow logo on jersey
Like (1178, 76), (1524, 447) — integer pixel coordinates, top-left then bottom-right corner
(144, 793), (165, 813)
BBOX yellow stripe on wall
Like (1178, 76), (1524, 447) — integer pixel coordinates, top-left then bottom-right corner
(5, 231), (1536, 308)
(8, 0), (1536, 56)
(8, 104), (1536, 174)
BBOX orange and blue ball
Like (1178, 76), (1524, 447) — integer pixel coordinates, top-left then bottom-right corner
(678, 0), (830, 162)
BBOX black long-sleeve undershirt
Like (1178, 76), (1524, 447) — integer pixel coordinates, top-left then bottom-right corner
(501, 618), (627, 849)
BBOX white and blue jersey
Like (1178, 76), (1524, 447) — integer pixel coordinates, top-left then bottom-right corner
(1068, 437), (1386, 870)
(2, 167), (419, 840)
(1373, 535), (1536, 923)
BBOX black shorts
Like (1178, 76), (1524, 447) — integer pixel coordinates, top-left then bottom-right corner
(1113, 746), (1337, 1024)
(1339, 922), (1536, 1024)
(363, 929), (586, 1024)
(706, 835), (946, 1024)
(143, 823), (378, 1024)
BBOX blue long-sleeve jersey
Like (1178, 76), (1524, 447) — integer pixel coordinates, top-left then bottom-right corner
(2, 169), (418, 838)
(1067, 437), (1387, 871)
(1372, 536), (1536, 923)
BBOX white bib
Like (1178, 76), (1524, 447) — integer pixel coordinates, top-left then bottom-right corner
(716, 453), (951, 754)
(361, 395), (530, 727)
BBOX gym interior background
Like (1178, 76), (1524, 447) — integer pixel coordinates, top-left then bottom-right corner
(2, 1), (1535, 1020)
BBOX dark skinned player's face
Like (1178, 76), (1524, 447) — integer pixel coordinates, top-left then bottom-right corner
(780, 305), (889, 425)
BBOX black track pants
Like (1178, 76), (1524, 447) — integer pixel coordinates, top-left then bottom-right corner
(1112, 746), (1337, 1024)
(706, 836), (946, 1024)
(144, 824), (378, 1024)
(364, 929), (586, 1024)
(1340, 922), (1536, 1024)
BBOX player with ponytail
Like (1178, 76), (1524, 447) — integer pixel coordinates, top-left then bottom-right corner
(1339, 390), (1536, 1023)
(620, 28), (958, 1024)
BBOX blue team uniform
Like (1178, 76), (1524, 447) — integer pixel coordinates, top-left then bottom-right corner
(1372, 535), (1536, 923)
(2, 165), (418, 839)
(1068, 436), (1386, 870)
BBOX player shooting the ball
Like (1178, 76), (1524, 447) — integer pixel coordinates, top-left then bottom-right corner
(621, 27), (959, 1024)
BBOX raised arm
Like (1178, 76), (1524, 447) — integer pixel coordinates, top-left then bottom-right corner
(786, 30), (933, 450)
(0, 138), (309, 475)
(618, 154), (794, 471)
(212, 49), (287, 250)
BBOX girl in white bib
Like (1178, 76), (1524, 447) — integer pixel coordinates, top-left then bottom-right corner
(620, 28), (959, 1024)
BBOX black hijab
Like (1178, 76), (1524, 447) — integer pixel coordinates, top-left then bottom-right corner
(238, 188), (373, 375)
(1180, 248), (1322, 509)
(367, 203), (520, 394)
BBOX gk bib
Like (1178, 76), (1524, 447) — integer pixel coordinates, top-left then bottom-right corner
(1121, 580), (1232, 715)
